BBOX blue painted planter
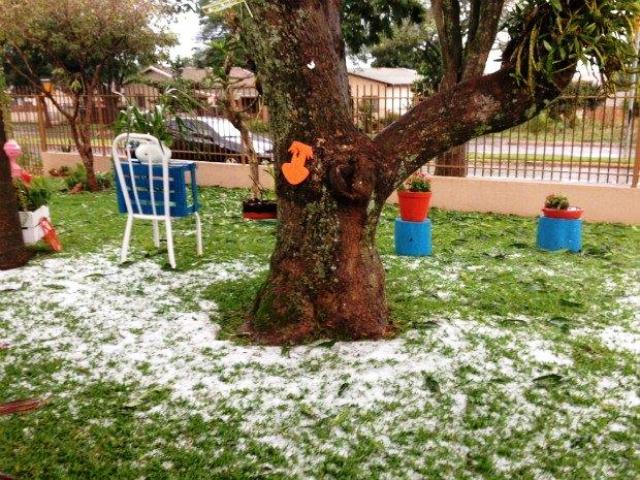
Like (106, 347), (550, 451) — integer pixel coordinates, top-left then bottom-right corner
(395, 218), (432, 256)
(537, 216), (582, 253)
(115, 160), (200, 218)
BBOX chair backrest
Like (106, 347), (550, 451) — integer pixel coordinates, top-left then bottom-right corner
(112, 133), (171, 219)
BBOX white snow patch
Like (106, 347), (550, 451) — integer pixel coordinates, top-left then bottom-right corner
(526, 340), (573, 366)
(2, 253), (640, 477)
(598, 326), (640, 355)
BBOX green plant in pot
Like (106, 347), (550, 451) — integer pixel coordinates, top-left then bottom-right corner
(543, 194), (583, 219)
(14, 176), (54, 244)
(114, 104), (174, 157)
(15, 176), (52, 212)
(113, 87), (199, 158)
(397, 172), (432, 222)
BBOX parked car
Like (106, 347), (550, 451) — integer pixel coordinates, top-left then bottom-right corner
(167, 116), (273, 163)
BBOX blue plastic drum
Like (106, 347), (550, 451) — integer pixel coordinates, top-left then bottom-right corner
(395, 218), (432, 256)
(537, 216), (582, 253)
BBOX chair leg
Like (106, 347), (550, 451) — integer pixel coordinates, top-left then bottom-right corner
(152, 220), (160, 248)
(121, 215), (134, 263)
(195, 213), (203, 256)
(165, 218), (176, 269)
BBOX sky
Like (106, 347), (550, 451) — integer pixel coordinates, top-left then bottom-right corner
(168, 11), (204, 59)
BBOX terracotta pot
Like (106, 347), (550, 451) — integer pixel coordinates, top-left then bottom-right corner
(398, 191), (432, 222)
(542, 207), (583, 220)
(242, 199), (277, 221)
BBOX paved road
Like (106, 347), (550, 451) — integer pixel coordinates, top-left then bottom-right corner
(468, 140), (635, 162)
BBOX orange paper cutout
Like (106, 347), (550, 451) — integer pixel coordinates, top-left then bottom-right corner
(288, 141), (314, 161)
(283, 141), (313, 186)
(39, 218), (62, 252)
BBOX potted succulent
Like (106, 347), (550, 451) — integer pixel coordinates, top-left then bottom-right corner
(542, 194), (583, 220)
(397, 172), (432, 222)
(14, 176), (53, 244)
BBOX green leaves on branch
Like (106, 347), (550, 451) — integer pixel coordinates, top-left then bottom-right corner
(0, 0), (175, 93)
(504, 0), (640, 90)
(342, 0), (426, 52)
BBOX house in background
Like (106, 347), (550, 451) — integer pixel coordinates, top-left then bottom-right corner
(348, 68), (420, 120)
(123, 65), (266, 121)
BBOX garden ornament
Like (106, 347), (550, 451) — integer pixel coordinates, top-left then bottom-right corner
(3, 140), (32, 185)
(283, 141), (313, 186)
(135, 143), (171, 164)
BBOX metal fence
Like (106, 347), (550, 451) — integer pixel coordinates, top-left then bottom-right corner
(7, 83), (640, 187)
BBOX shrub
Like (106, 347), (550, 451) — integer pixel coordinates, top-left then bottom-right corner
(65, 165), (112, 192)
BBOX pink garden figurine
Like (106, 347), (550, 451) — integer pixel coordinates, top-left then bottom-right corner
(3, 140), (32, 185)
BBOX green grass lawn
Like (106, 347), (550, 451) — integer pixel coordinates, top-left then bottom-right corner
(1, 187), (639, 479)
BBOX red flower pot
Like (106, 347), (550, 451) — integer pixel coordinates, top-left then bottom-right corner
(542, 207), (583, 220)
(398, 191), (432, 222)
(242, 200), (277, 221)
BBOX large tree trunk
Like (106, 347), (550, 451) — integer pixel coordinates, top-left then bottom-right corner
(241, 0), (574, 345)
(252, 196), (389, 344)
(0, 108), (31, 270)
(246, 1), (391, 343)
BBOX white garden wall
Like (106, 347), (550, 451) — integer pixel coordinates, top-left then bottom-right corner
(43, 152), (640, 225)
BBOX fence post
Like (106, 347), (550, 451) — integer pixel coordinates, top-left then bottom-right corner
(633, 116), (640, 187)
(97, 95), (107, 156)
(36, 95), (47, 153)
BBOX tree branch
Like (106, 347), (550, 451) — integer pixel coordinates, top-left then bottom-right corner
(431, 0), (464, 86)
(373, 65), (574, 190)
(462, 0), (506, 80)
(467, 0), (482, 46)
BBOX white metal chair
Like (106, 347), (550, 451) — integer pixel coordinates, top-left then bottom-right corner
(112, 133), (203, 268)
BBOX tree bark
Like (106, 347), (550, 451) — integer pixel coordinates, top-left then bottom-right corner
(242, 0), (574, 344)
(0, 108), (31, 270)
(67, 103), (99, 192)
(79, 92), (99, 192)
(244, 1), (391, 343)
